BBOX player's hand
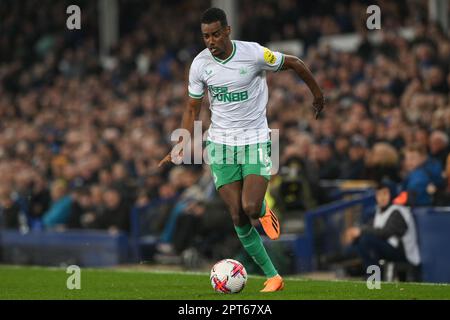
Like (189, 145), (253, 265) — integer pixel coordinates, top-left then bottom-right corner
(157, 149), (183, 167)
(158, 153), (172, 168)
(313, 96), (325, 120)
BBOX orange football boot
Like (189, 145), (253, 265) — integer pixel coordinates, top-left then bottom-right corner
(259, 202), (281, 240)
(260, 275), (284, 292)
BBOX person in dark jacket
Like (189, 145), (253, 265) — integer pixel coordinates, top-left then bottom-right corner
(93, 187), (130, 233)
(344, 181), (421, 270)
(397, 144), (443, 206)
(0, 185), (21, 229)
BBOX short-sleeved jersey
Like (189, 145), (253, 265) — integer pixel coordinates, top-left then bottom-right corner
(188, 40), (284, 146)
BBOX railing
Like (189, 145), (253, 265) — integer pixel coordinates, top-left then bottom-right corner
(294, 191), (376, 272)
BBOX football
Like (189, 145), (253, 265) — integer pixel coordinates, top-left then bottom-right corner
(210, 259), (247, 294)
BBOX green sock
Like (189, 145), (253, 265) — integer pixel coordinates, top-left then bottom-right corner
(260, 199), (266, 218)
(234, 224), (278, 278)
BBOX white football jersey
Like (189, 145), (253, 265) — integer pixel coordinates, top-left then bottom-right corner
(188, 40), (284, 146)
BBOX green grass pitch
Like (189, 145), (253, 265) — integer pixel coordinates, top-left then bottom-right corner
(0, 265), (449, 300)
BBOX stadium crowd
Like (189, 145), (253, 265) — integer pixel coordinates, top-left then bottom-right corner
(1, 0), (450, 263)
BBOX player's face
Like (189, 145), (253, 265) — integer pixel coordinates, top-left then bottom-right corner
(201, 21), (230, 58)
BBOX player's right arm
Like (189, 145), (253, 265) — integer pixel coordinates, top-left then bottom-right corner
(158, 97), (203, 167)
(158, 58), (205, 168)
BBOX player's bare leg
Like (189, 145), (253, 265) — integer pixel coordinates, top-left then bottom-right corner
(242, 174), (284, 292)
(242, 174), (280, 240)
(218, 180), (249, 227)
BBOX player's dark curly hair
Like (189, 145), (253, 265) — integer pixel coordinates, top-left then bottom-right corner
(201, 7), (228, 27)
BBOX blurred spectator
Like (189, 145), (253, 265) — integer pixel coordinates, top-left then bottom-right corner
(343, 180), (421, 280)
(157, 166), (207, 244)
(171, 196), (235, 258)
(171, 199), (208, 254)
(93, 187), (131, 233)
(397, 144), (443, 206)
(339, 136), (367, 180)
(334, 135), (350, 165)
(42, 180), (73, 228)
(0, 185), (21, 229)
(28, 175), (51, 220)
(429, 130), (450, 168)
(312, 140), (340, 180)
(66, 187), (93, 229)
(360, 118), (376, 148)
(365, 142), (401, 183)
(279, 134), (321, 209)
(414, 127), (430, 150)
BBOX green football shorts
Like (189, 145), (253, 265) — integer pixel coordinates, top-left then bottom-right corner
(205, 140), (272, 190)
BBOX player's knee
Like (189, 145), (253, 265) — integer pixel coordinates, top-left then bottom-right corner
(242, 201), (262, 219)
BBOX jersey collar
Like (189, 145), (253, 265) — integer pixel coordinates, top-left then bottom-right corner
(211, 41), (236, 64)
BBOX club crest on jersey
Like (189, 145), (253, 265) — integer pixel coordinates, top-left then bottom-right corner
(263, 47), (276, 64)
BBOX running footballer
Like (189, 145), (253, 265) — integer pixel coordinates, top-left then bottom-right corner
(159, 8), (324, 292)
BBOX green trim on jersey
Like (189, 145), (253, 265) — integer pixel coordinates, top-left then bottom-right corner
(276, 54), (285, 72)
(212, 41), (237, 65)
(188, 91), (204, 99)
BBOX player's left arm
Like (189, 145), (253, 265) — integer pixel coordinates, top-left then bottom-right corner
(280, 55), (325, 119)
